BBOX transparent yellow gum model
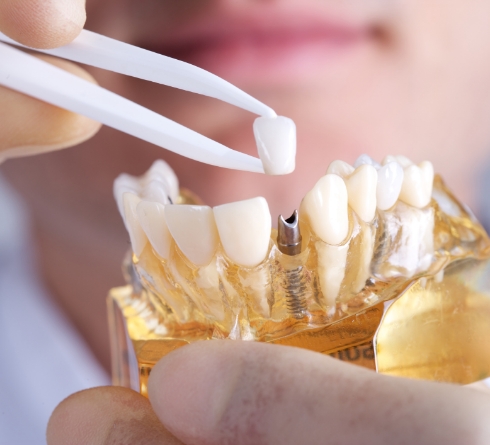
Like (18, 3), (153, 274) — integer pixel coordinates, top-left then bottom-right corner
(108, 173), (490, 396)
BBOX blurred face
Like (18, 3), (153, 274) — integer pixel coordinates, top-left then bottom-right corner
(4, 0), (490, 367)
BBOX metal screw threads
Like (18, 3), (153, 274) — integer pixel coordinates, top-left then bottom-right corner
(277, 210), (307, 319)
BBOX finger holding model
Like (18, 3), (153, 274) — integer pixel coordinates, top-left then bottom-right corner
(0, 0), (100, 162)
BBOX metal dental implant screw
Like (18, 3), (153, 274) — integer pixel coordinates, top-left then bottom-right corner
(277, 210), (307, 319)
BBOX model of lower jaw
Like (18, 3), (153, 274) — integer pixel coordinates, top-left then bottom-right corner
(114, 155), (490, 341)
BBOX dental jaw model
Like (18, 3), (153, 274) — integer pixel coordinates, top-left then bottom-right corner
(108, 154), (490, 396)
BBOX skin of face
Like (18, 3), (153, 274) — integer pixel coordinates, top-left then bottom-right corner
(3, 0), (490, 370)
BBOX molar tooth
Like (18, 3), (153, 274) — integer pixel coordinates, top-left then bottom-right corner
(136, 201), (172, 259)
(382, 155), (413, 168)
(213, 197), (272, 268)
(122, 192), (148, 257)
(354, 154), (381, 170)
(164, 205), (219, 266)
(398, 161), (434, 208)
(326, 160), (355, 178)
(301, 174), (349, 245)
(253, 116), (296, 175)
(345, 164), (378, 222)
(376, 161), (404, 210)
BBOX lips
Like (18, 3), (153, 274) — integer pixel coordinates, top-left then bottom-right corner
(138, 12), (375, 84)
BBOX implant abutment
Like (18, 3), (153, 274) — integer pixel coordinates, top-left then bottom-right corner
(277, 210), (302, 256)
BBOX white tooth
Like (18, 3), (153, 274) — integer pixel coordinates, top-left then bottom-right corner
(345, 164), (378, 222)
(395, 155), (413, 168)
(398, 161), (434, 208)
(253, 116), (296, 175)
(164, 205), (219, 266)
(195, 262), (226, 321)
(326, 160), (355, 178)
(122, 192), (148, 257)
(114, 174), (139, 217)
(316, 242), (349, 307)
(213, 197), (272, 268)
(301, 174), (349, 245)
(354, 154), (381, 170)
(352, 224), (375, 293)
(141, 180), (171, 205)
(376, 161), (404, 210)
(382, 155), (397, 166)
(136, 201), (172, 259)
(144, 159), (179, 202)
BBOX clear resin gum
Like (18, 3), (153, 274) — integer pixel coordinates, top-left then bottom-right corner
(108, 175), (490, 396)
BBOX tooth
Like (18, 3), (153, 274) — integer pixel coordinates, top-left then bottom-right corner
(376, 161), (404, 210)
(395, 155), (413, 168)
(345, 164), (378, 222)
(300, 174), (349, 245)
(352, 224), (375, 293)
(398, 161), (434, 208)
(316, 242), (349, 307)
(136, 201), (172, 259)
(114, 174), (139, 217)
(164, 205), (219, 266)
(353, 154), (381, 169)
(326, 160), (355, 178)
(141, 180), (171, 205)
(253, 116), (296, 175)
(143, 159), (179, 202)
(213, 197), (272, 267)
(195, 262), (226, 321)
(122, 192), (148, 257)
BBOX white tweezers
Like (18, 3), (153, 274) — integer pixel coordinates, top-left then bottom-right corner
(0, 30), (277, 173)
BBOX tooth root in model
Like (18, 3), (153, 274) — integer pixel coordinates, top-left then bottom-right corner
(398, 161), (434, 208)
(164, 204), (219, 266)
(345, 164), (378, 222)
(352, 224), (375, 294)
(195, 261), (226, 322)
(316, 241), (349, 308)
(253, 116), (296, 175)
(136, 200), (172, 260)
(122, 192), (148, 257)
(214, 197), (272, 318)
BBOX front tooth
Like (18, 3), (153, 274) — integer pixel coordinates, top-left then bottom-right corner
(164, 205), (219, 266)
(354, 154), (381, 169)
(141, 180), (171, 205)
(213, 197), (272, 268)
(122, 192), (148, 257)
(253, 116), (296, 175)
(143, 159), (179, 202)
(345, 164), (378, 222)
(114, 174), (139, 217)
(326, 160), (355, 178)
(376, 161), (404, 210)
(136, 201), (172, 259)
(398, 161), (434, 208)
(301, 174), (349, 245)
